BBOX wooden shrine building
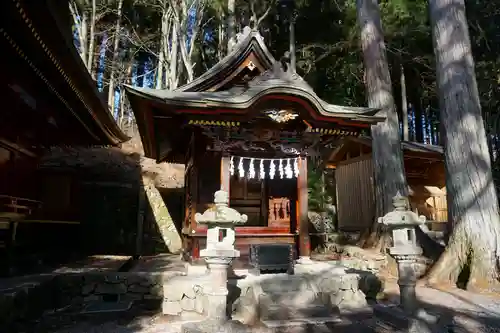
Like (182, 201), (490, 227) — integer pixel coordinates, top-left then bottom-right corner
(327, 136), (447, 232)
(125, 28), (384, 264)
(1, 0), (127, 202)
(0, 0), (127, 274)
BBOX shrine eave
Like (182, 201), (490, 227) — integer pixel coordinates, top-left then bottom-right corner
(5, 0), (128, 147)
(176, 28), (275, 92)
(124, 85), (384, 124)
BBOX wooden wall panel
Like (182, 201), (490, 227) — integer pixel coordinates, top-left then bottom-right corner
(336, 158), (374, 231)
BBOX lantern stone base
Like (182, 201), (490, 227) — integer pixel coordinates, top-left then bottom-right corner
(296, 256), (314, 265)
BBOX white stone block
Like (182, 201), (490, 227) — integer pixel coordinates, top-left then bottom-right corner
(163, 300), (182, 315)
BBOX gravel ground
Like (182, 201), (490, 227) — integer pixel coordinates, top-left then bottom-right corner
(40, 286), (500, 333)
(46, 314), (381, 333)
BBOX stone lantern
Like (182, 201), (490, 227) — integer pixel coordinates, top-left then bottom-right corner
(195, 190), (247, 261)
(378, 192), (426, 314)
(182, 190), (253, 333)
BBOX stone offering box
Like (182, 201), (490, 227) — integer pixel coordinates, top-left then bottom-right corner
(249, 244), (294, 275)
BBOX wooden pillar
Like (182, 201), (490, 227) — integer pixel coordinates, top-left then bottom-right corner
(220, 156), (231, 196)
(189, 165), (198, 231)
(297, 156), (310, 258)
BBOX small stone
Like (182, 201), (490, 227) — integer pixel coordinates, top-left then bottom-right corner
(149, 284), (163, 297)
(123, 293), (144, 301)
(104, 274), (125, 283)
(144, 294), (162, 300)
(163, 300), (182, 315)
(128, 284), (149, 294)
(194, 296), (206, 314)
(71, 296), (84, 305)
(180, 296), (196, 311)
(164, 285), (183, 301)
(139, 279), (154, 287)
(84, 295), (100, 302)
(340, 274), (359, 290)
(318, 277), (341, 294)
(95, 283), (127, 295)
(339, 290), (368, 309)
(82, 283), (95, 295)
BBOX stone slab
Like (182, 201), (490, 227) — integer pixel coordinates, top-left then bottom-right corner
(261, 303), (333, 321)
(373, 304), (439, 333)
(262, 316), (342, 328)
(181, 319), (267, 333)
(52, 255), (131, 273)
(130, 254), (186, 273)
(80, 300), (133, 314)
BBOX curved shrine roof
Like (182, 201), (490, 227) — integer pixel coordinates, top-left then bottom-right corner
(124, 27), (384, 161)
(5, 0), (128, 147)
(126, 26), (381, 123)
(125, 66), (382, 123)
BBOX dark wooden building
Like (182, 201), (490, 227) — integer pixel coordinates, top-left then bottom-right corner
(125, 28), (384, 264)
(327, 137), (447, 232)
(0, 0), (127, 273)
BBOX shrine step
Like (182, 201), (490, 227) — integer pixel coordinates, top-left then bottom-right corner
(261, 303), (338, 321)
(255, 275), (336, 324)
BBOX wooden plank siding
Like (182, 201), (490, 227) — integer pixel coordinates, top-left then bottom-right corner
(336, 157), (374, 231)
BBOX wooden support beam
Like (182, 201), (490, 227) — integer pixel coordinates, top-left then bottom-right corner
(297, 156), (310, 258)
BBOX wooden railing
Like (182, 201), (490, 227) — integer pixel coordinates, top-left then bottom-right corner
(0, 194), (42, 218)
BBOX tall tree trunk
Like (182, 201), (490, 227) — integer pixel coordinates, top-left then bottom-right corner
(169, 20), (179, 89)
(69, 1), (88, 63)
(401, 64), (409, 141)
(119, 90), (125, 128)
(156, 3), (171, 89)
(175, 0), (205, 84)
(357, 0), (408, 249)
(410, 70), (424, 143)
(218, 15), (226, 60)
(87, 0), (97, 77)
(227, 0), (236, 52)
(156, 39), (165, 89)
(156, 50), (165, 89)
(107, 0), (124, 113)
(427, 0), (500, 289)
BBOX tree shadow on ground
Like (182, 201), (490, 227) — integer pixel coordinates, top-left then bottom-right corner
(20, 263), (500, 333)
(380, 291), (500, 332)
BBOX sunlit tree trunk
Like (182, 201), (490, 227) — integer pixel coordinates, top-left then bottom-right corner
(400, 64), (409, 141)
(107, 0), (124, 113)
(169, 19), (179, 89)
(427, 0), (500, 289)
(357, 0), (408, 249)
(156, 3), (169, 89)
(69, 1), (88, 64)
(87, 0), (96, 77)
(227, 0), (236, 52)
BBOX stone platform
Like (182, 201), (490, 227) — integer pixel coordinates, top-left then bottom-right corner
(161, 261), (379, 328)
(182, 319), (269, 333)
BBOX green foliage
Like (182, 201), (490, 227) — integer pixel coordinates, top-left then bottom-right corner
(103, 0), (500, 184)
(308, 160), (327, 212)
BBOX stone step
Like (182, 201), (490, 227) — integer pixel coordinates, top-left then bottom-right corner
(264, 317), (378, 333)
